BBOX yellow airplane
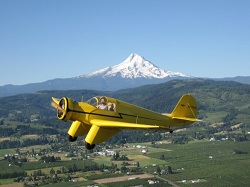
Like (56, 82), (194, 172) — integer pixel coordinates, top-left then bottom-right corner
(51, 94), (200, 150)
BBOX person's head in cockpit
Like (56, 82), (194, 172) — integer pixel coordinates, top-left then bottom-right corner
(97, 98), (107, 110)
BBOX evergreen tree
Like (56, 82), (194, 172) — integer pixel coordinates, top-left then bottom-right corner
(160, 154), (165, 160)
(167, 166), (173, 174)
(156, 166), (161, 174)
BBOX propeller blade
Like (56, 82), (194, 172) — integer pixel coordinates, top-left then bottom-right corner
(51, 101), (65, 113)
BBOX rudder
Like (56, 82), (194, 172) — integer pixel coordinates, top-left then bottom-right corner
(170, 94), (198, 121)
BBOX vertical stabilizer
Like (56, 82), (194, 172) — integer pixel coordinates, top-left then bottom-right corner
(170, 94), (199, 121)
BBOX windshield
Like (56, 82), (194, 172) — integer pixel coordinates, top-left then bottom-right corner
(86, 97), (99, 106)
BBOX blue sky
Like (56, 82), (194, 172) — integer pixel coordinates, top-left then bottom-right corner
(0, 0), (249, 86)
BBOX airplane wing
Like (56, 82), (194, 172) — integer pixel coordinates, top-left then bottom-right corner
(84, 119), (174, 145)
(90, 119), (173, 131)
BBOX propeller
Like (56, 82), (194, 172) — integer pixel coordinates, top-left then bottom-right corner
(51, 97), (65, 119)
(51, 100), (65, 113)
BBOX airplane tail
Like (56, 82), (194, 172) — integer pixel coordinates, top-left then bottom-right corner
(169, 94), (200, 124)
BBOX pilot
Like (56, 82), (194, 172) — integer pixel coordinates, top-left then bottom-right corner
(97, 98), (107, 110)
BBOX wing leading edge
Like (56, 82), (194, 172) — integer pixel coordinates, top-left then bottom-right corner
(90, 119), (173, 131)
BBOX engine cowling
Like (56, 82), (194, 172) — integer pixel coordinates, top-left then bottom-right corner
(57, 97), (74, 121)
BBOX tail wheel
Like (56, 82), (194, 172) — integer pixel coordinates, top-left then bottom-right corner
(85, 142), (95, 150)
(68, 134), (77, 142)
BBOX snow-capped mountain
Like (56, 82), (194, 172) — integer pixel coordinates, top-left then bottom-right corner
(81, 53), (190, 79)
(0, 53), (191, 97)
(1, 53), (250, 97)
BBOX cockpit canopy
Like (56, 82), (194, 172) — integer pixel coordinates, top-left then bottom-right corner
(86, 96), (116, 111)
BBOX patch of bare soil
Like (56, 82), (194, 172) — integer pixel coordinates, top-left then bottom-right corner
(94, 173), (154, 184)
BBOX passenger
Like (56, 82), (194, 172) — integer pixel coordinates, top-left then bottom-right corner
(97, 98), (107, 110)
(109, 104), (115, 111)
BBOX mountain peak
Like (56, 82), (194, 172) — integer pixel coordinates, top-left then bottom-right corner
(120, 53), (155, 68)
(81, 53), (190, 79)
(126, 53), (146, 63)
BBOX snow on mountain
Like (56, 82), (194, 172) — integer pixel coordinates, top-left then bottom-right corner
(80, 53), (190, 79)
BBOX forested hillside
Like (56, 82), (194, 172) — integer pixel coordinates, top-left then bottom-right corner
(0, 79), (249, 139)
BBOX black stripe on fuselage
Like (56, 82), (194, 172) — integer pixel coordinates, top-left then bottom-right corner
(67, 108), (166, 123)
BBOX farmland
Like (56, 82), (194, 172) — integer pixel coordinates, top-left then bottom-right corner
(0, 138), (249, 187)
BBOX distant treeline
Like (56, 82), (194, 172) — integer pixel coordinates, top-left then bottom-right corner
(0, 138), (55, 149)
(0, 125), (58, 137)
(0, 171), (27, 179)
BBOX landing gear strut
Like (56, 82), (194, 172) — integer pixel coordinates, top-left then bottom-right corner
(67, 134), (77, 142)
(85, 142), (95, 150)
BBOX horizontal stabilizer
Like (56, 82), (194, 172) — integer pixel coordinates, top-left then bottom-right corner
(172, 117), (202, 122)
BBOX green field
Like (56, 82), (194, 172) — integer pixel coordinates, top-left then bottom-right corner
(0, 149), (16, 157)
(69, 140), (250, 186)
(145, 140), (250, 187)
(42, 181), (95, 187)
